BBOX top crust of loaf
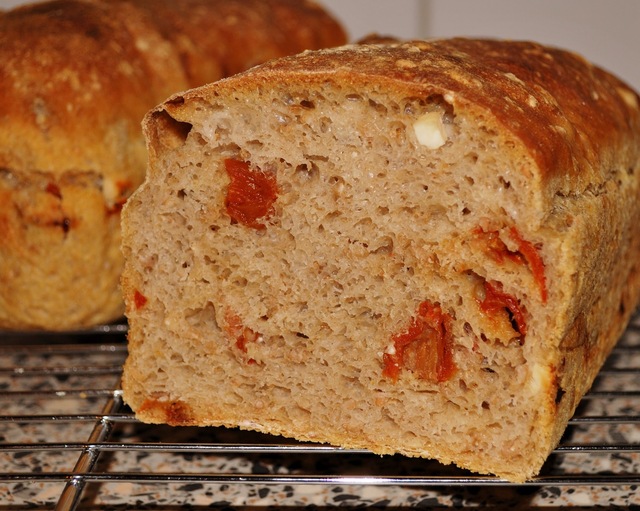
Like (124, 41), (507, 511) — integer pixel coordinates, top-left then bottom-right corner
(151, 38), (640, 222)
(111, 0), (348, 86)
(0, 0), (174, 184)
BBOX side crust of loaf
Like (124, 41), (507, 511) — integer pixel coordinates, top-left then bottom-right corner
(121, 39), (640, 481)
(0, 0), (346, 330)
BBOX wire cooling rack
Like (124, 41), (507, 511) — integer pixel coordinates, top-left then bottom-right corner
(1, 314), (640, 509)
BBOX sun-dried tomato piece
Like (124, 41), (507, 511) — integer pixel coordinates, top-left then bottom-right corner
(383, 301), (455, 383)
(472, 226), (522, 265)
(133, 290), (148, 309)
(478, 280), (527, 338)
(224, 308), (260, 364)
(508, 227), (547, 303)
(473, 226), (547, 303)
(224, 159), (277, 229)
(138, 398), (195, 426)
(45, 182), (62, 199)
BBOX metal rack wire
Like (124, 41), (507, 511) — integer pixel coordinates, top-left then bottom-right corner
(1, 315), (640, 509)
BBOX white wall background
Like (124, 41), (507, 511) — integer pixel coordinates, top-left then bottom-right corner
(321, 0), (426, 41)
(4, 0), (639, 91)
(323, 0), (640, 91)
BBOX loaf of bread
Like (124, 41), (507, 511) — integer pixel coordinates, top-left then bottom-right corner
(121, 38), (640, 482)
(0, 0), (345, 330)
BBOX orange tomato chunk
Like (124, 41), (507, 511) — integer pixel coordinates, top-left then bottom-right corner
(479, 281), (527, 338)
(45, 182), (62, 199)
(473, 226), (547, 303)
(224, 308), (259, 364)
(383, 301), (455, 383)
(133, 290), (148, 310)
(508, 227), (547, 303)
(224, 159), (277, 229)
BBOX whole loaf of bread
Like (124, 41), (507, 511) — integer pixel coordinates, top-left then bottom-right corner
(0, 0), (346, 330)
(121, 38), (640, 482)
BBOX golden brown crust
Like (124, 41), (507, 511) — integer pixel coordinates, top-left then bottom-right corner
(192, 38), (639, 203)
(105, 0), (347, 87)
(138, 397), (196, 426)
(0, 0), (171, 181)
(0, 0), (346, 330)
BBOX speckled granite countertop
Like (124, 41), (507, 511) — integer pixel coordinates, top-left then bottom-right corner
(1, 315), (640, 509)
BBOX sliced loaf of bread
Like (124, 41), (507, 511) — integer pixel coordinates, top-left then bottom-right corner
(121, 39), (640, 481)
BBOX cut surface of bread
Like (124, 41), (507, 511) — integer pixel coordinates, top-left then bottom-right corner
(121, 38), (640, 482)
(0, 0), (345, 330)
